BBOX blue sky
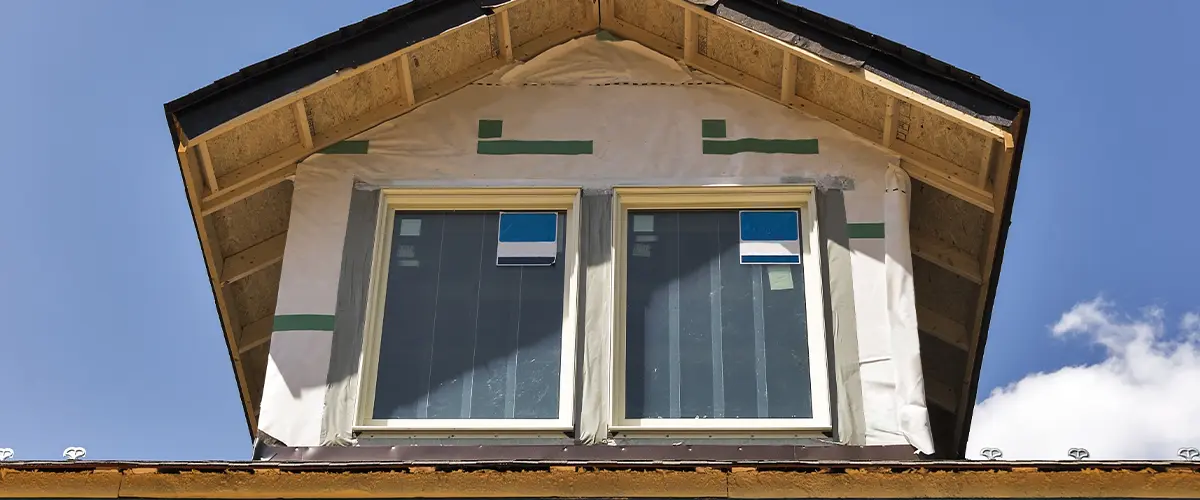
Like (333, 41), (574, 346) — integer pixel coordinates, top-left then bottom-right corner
(1, 0), (1197, 461)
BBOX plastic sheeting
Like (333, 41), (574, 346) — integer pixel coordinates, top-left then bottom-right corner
(258, 168), (353, 447)
(258, 33), (932, 451)
(883, 164), (934, 454)
(320, 188), (380, 446)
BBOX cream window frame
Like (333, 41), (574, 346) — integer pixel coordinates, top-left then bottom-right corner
(610, 185), (832, 432)
(355, 187), (582, 432)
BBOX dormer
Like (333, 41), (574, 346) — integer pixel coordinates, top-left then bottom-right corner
(163, 0), (1029, 461)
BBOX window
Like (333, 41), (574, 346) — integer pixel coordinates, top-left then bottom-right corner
(612, 186), (831, 431)
(357, 188), (581, 431)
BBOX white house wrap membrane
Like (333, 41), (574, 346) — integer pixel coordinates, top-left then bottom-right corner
(259, 34), (932, 452)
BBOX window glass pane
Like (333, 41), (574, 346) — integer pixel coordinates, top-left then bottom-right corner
(625, 210), (812, 419)
(372, 211), (566, 420)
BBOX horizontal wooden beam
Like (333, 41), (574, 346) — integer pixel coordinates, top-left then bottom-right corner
(201, 162), (297, 216)
(237, 316), (274, 354)
(918, 305), (969, 351)
(221, 232), (288, 284)
(912, 235), (983, 284)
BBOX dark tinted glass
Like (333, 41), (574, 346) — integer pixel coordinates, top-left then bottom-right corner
(624, 210), (813, 419)
(372, 211), (566, 420)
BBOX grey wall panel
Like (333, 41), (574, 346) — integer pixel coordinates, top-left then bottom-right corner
(321, 188), (380, 446)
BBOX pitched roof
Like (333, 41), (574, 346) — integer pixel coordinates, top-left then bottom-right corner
(162, 0), (1031, 460)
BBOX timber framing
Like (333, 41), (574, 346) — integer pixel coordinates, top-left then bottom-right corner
(164, 0), (1030, 459)
(1, 461), (1197, 499)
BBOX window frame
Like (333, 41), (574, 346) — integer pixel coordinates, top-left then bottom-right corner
(354, 187), (583, 432)
(610, 185), (832, 432)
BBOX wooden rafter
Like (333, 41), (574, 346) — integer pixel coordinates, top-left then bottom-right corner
(193, 12), (589, 217)
(612, 4), (996, 213)
(221, 232), (288, 284)
(180, 14), (500, 146)
(912, 236), (983, 284)
(658, 0), (1012, 145)
(203, 162), (298, 216)
(917, 306), (969, 351)
(238, 316), (274, 354)
(779, 53), (796, 102)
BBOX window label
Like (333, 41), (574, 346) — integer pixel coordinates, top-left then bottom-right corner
(398, 218), (422, 237)
(739, 210), (801, 265)
(767, 265), (795, 290)
(633, 214), (655, 233)
(496, 212), (558, 266)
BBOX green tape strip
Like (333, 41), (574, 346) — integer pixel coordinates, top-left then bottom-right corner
(847, 223), (885, 239)
(273, 314), (336, 332)
(703, 139), (819, 155)
(478, 119), (503, 139)
(478, 140), (593, 155)
(702, 119), (727, 138)
(319, 140), (369, 154)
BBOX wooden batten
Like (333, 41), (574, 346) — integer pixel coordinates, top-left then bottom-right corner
(399, 53), (417, 106)
(293, 101), (314, 149)
(882, 96), (897, 148)
(779, 52), (796, 101)
(499, 10), (514, 62)
(196, 141), (219, 193)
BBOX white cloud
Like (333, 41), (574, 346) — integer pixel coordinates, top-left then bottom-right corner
(966, 297), (1200, 460)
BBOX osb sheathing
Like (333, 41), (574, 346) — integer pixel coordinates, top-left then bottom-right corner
(910, 180), (988, 259)
(615, 0), (685, 46)
(306, 58), (406, 135)
(228, 261), (283, 326)
(927, 404), (957, 453)
(241, 342), (271, 415)
(206, 106), (300, 178)
(509, 0), (592, 49)
(913, 258), (979, 327)
(901, 106), (989, 177)
(919, 331), (968, 386)
(794, 57), (887, 133)
(699, 17), (784, 87)
(2, 468), (1198, 499)
(211, 182), (294, 257)
(408, 19), (496, 91)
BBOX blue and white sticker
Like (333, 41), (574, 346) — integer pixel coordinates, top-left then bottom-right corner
(739, 210), (801, 265)
(497, 212), (558, 266)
